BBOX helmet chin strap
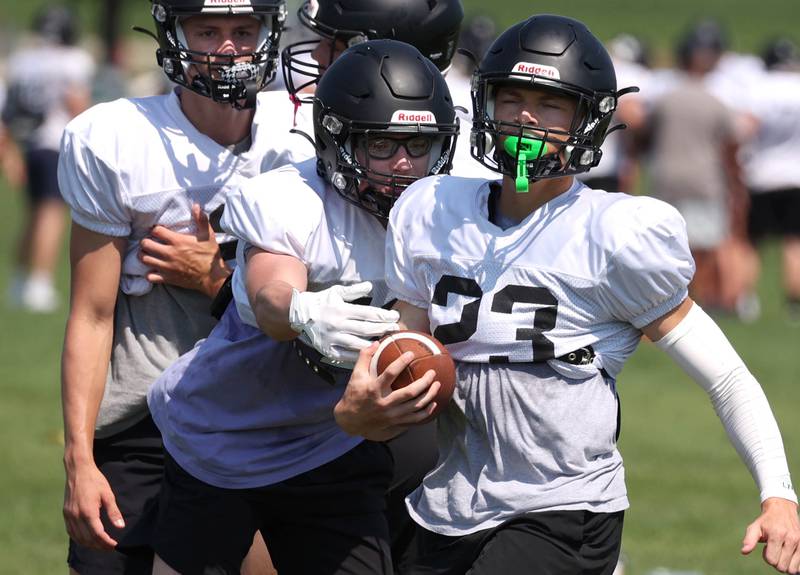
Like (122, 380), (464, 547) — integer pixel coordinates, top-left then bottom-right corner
(503, 136), (546, 193)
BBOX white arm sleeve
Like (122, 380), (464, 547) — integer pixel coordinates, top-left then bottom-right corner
(655, 303), (797, 503)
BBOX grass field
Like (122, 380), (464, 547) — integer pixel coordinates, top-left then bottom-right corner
(1, 173), (798, 574)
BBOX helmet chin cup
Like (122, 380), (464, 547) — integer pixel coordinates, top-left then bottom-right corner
(504, 136), (546, 193)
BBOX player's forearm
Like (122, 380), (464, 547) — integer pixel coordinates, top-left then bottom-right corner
(704, 367), (795, 502)
(654, 303), (797, 503)
(251, 280), (298, 340)
(61, 314), (114, 466)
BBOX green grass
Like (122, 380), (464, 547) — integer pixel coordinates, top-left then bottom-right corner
(2, 169), (798, 574)
(0, 182), (70, 574)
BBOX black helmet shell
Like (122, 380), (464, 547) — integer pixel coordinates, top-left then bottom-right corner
(313, 39), (459, 220)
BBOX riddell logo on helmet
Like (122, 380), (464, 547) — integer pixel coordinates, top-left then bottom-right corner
(511, 62), (560, 79)
(203, 0), (252, 6)
(391, 110), (436, 124)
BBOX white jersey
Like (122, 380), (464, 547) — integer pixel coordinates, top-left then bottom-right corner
(223, 158), (389, 326)
(4, 43), (94, 150)
(386, 175), (694, 534)
(58, 89), (314, 296)
(388, 176), (693, 377)
(739, 70), (800, 192)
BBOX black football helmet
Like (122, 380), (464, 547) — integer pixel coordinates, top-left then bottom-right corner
(313, 39), (459, 220)
(282, 0), (463, 103)
(150, 0), (286, 108)
(471, 14), (638, 185)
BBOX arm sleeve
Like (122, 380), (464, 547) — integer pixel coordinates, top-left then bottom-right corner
(655, 303), (797, 503)
(384, 186), (432, 309)
(57, 126), (130, 237)
(598, 199), (695, 328)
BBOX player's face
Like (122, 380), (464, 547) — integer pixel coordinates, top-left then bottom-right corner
(493, 85), (577, 145)
(181, 15), (263, 59)
(355, 134), (434, 195)
(310, 36), (349, 72)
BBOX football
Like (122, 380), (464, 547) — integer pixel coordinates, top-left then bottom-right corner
(369, 330), (456, 417)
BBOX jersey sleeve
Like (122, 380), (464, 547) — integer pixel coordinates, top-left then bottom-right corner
(57, 120), (130, 236)
(597, 198), (695, 328)
(384, 181), (434, 309)
(221, 169), (322, 264)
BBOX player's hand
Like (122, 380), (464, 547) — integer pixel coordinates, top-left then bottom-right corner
(63, 460), (124, 550)
(139, 203), (230, 298)
(334, 342), (440, 441)
(742, 497), (800, 573)
(288, 282), (399, 364)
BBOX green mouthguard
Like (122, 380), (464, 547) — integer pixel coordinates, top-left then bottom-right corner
(504, 136), (546, 193)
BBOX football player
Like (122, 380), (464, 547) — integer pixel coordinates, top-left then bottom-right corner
(278, 0), (476, 560)
(58, 1), (312, 573)
(281, 0), (495, 179)
(2, 6), (94, 312)
(147, 39), (458, 574)
(741, 39), (800, 324)
(336, 15), (800, 575)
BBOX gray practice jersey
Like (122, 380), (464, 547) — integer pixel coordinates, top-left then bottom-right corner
(386, 175), (694, 535)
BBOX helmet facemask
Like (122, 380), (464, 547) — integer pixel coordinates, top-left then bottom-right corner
(282, 2), (370, 104)
(282, 35), (367, 105)
(472, 74), (619, 189)
(152, 2), (286, 108)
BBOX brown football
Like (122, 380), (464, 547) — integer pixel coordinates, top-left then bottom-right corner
(369, 330), (456, 417)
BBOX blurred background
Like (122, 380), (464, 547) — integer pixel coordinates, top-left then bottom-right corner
(0, 1), (798, 573)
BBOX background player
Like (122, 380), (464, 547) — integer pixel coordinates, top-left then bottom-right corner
(281, 0), (495, 178)
(740, 38), (800, 325)
(57, 0), (311, 572)
(2, 5), (94, 312)
(147, 39), (458, 574)
(336, 14), (800, 575)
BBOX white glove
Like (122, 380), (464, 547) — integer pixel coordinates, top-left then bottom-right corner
(288, 281), (400, 364)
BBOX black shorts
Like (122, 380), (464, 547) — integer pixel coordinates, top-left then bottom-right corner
(748, 188), (800, 240)
(385, 422), (438, 568)
(24, 148), (62, 204)
(154, 440), (395, 575)
(398, 509), (624, 575)
(67, 415), (164, 575)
